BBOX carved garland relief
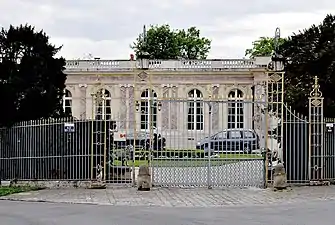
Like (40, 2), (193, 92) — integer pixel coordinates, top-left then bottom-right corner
(119, 86), (127, 129)
(253, 81), (267, 142)
(161, 85), (170, 129)
(211, 86), (220, 130)
(170, 86), (178, 129)
(79, 84), (87, 119)
(128, 86), (135, 129)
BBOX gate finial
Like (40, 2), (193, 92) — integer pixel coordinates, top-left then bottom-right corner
(310, 76), (322, 98)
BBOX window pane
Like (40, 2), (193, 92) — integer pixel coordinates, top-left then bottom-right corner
(187, 90), (204, 131)
(96, 106), (103, 115)
(106, 107), (111, 120)
(228, 115), (235, 123)
(196, 115), (203, 130)
(187, 121), (194, 130)
(228, 123), (235, 129)
(65, 99), (71, 106)
(228, 98), (244, 129)
(188, 103), (195, 125)
(65, 107), (72, 115)
(141, 113), (148, 129)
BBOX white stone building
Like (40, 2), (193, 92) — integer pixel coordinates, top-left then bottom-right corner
(63, 57), (271, 147)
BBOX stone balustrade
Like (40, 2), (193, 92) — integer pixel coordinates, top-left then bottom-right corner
(65, 57), (271, 72)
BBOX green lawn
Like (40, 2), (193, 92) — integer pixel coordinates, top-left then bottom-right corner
(0, 186), (42, 197)
(111, 153), (263, 167)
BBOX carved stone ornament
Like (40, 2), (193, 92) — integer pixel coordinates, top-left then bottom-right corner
(138, 71), (148, 81)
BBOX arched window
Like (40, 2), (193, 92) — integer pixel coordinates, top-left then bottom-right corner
(140, 89), (157, 130)
(95, 89), (112, 120)
(63, 89), (72, 116)
(228, 89), (244, 128)
(187, 89), (204, 130)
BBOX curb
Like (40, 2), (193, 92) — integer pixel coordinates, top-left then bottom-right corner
(0, 197), (100, 206)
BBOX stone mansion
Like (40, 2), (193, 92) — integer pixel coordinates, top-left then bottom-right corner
(63, 57), (271, 134)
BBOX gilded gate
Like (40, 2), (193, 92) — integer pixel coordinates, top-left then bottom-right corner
(131, 66), (268, 188)
(308, 77), (326, 184)
(266, 70), (331, 185)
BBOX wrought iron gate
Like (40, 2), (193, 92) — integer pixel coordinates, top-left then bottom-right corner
(308, 76), (326, 184)
(90, 85), (135, 185)
(266, 71), (335, 185)
(132, 71), (267, 188)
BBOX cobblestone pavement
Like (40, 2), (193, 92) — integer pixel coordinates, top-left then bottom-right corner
(2, 185), (335, 207)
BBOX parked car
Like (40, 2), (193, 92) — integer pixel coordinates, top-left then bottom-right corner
(195, 128), (260, 154)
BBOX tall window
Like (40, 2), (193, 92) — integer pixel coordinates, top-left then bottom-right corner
(140, 89), (157, 130)
(95, 89), (112, 120)
(63, 89), (72, 116)
(187, 89), (204, 130)
(228, 89), (244, 128)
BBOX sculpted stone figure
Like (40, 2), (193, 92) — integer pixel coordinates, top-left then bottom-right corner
(137, 164), (151, 191)
(96, 163), (103, 182)
(273, 163), (287, 191)
(89, 162), (106, 189)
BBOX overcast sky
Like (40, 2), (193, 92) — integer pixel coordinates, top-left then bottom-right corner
(1, 0), (334, 60)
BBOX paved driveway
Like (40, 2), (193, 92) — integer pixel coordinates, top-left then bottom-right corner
(1, 199), (335, 225)
(152, 160), (264, 187)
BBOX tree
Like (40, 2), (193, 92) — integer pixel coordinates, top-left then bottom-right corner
(245, 36), (287, 58)
(245, 14), (335, 117)
(131, 25), (211, 60)
(0, 24), (67, 127)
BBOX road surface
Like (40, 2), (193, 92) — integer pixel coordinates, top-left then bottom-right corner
(0, 199), (334, 225)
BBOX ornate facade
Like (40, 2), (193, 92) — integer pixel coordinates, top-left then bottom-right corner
(63, 57), (270, 136)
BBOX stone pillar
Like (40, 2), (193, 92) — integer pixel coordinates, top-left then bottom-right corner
(253, 80), (267, 149)
(128, 85), (135, 129)
(221, 86), (228, 129)
(78, 84), (87, 119)
(211, 85), (220, 131)
(119, 85), (128, 129)
(161, 84), (171, 130)
(86, 85), (95, 119)
(244, 85), (253, 129)
(170, 86), (178, 130)
(133, 85), (142, 131)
